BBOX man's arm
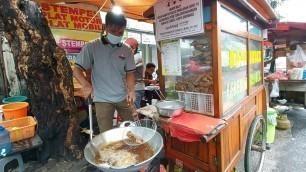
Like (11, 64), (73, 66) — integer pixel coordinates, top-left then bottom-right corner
(73, 66), (93, 98)
(126, 72), (135, 102)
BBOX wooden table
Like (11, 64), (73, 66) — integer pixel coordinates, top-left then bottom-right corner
(265, 79), (306, 107)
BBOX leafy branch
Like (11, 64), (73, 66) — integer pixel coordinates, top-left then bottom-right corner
(267, 0), (287, 20)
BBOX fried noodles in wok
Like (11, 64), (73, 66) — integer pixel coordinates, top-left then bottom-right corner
(95, 140), (154, 167)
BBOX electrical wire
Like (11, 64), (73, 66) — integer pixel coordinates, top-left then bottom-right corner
(81, 0), (108, 32)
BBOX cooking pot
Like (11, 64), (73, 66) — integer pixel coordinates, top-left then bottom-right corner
(84, 127), (163, 172)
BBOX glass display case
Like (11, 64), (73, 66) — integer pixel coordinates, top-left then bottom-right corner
(221, 32), (248, 112)
(163, 32), (213, 94)
(163, 32), (214, 115)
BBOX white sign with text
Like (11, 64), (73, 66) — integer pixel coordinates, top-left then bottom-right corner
(142, 34), (156, 45)
(154, 0), (204, 41)
(161, 39), (182, 76)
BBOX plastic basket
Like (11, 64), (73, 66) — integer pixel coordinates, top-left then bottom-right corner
(177, 91), (214, 116)
(0, 116), (37, 142)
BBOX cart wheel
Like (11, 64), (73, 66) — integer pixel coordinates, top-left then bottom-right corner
(244, 115), (267, 172)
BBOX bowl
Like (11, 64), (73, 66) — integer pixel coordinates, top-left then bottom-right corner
(155, 100), (185, 118)
(277, 99), (287, 105)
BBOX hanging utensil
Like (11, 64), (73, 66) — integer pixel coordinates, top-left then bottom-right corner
(88, 97), (93, 140)
(127, 100), (141, 126)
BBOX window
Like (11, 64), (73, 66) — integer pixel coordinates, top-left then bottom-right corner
(250, 40), (263, 93)
(221, 32), (248, 112)
(250, 23), (262, 37)
(220, 7), (247, 32)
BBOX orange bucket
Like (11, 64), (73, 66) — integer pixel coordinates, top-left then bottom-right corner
(2, 102), (29, 120)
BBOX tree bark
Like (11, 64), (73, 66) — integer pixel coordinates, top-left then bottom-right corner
(0, 0), (83, 160)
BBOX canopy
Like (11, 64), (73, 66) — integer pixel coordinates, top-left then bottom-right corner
(268, 22), (306, 45)
(33, 0), (156, 21)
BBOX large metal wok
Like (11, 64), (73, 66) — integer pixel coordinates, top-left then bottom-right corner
(84, 126), (163, 172)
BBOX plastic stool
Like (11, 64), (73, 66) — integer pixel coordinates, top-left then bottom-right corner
(0, 153), (24, 172)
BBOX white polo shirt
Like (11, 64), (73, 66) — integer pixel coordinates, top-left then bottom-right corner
(75, 36), (136, 103)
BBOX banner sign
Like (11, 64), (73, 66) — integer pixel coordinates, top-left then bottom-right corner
(58, 38), (87, 49)
(154, 0), (204, 41)
(40, 3), (102, 32)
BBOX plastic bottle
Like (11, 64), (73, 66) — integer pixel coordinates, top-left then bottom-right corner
(0, 126), (12, 157)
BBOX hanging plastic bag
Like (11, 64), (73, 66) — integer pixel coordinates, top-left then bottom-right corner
(287, 45), (306, 68)
(270, 79), (279, 98)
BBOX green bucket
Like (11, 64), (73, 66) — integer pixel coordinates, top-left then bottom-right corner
(267, 107), (277, 144)
(2, 96), (28, 104)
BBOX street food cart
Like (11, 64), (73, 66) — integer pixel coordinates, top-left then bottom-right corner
(142, 0), (277, 171)
(29, 0), (276, 171)
(264, 22), (306, 107)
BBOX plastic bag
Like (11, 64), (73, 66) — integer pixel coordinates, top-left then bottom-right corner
(287, 45), (306, 68)
(288, 68), (303, 80)
(270, 79), (279, 98)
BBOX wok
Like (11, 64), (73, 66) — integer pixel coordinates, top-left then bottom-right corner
(84, 127), (163, 172)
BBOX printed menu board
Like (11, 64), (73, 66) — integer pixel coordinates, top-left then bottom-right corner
(161, 39), (182, 76)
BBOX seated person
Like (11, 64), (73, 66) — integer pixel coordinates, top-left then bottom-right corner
(144, 63), (157, 86)
(144, 63), (160, 104)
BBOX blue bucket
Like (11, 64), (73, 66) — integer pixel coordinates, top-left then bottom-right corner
(2, 96), (28, 104)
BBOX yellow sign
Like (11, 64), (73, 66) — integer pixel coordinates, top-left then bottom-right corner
(40, 3), (103, 32)
(250, 51), (262, 64)
(51, 29), (100, 42)
(229, 50), (247, 68)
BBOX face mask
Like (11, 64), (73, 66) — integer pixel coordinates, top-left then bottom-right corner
(106, 33), (122, 45)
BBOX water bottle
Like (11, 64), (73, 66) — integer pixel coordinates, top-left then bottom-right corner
(0, 126), (12, 157)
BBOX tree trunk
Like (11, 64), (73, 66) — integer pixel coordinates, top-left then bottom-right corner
(0, 0), (83, 160)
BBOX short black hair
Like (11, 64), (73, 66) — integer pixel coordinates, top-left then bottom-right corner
(146, 63), (156, 69)
(105, 10), (127, 27)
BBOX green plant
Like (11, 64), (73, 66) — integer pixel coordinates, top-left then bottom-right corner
(267, 0), (287, 20)
(268, 0), (286, 9)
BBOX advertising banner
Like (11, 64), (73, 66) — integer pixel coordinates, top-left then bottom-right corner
(41, 3), (103, 32)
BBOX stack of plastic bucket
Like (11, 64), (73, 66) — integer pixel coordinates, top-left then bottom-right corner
(1, 96), (28, 120)
(267, 107), (277, 144)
